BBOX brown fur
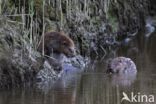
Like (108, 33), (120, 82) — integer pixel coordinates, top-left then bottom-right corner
(107, 57), (137, 74)
(38, 31), (75, 57)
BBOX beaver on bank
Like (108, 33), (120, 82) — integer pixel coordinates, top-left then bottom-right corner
(38, 31), (76, 71)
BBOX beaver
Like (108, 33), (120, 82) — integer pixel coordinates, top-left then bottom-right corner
(38, 31), (76, 71)
(107, 57), (137, 74)
(38, 31), (75, 57)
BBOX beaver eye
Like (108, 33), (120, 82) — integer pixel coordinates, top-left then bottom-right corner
(63, 41), (67, 46)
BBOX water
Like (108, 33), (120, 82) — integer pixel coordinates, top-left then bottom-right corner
(0, 32), (156, 104)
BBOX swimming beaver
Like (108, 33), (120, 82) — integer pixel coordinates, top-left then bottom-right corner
(107, 57), (137, 74)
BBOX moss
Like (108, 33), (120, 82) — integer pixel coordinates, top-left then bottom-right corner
(34, 0), (42, 12)
(107, 4), (118, 32)
(45, 20), (58, 32)
(107, 14), (118, 32)
(0, 0), (1, 15)
(90, 16), (101, 25)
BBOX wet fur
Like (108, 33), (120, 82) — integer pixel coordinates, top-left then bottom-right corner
(38, 31), (75, 71)
(38, 32), (75, 56)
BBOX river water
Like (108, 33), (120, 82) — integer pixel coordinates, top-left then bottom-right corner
(0, 31), (156, 104)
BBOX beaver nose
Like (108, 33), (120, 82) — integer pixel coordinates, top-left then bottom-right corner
(68, 47), (76, 57)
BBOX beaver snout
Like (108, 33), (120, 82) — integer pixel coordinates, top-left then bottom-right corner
(67, 47), (76, 57)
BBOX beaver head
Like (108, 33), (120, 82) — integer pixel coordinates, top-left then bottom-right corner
(39, 31), (76, 58)
(107, 57), (137, 74)
(58, 33), (76, 57)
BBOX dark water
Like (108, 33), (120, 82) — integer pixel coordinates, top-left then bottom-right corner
(0, 31), (156, 104)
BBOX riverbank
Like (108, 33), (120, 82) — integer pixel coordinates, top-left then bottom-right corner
(0, 0), (155, 88)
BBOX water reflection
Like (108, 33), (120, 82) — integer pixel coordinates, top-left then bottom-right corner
(76, 74), (156, 104)
(109, 73), (137, 87)
(75, 31), (156, 104)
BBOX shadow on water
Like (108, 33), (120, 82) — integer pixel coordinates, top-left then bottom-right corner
(0, 22), (156, 104)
